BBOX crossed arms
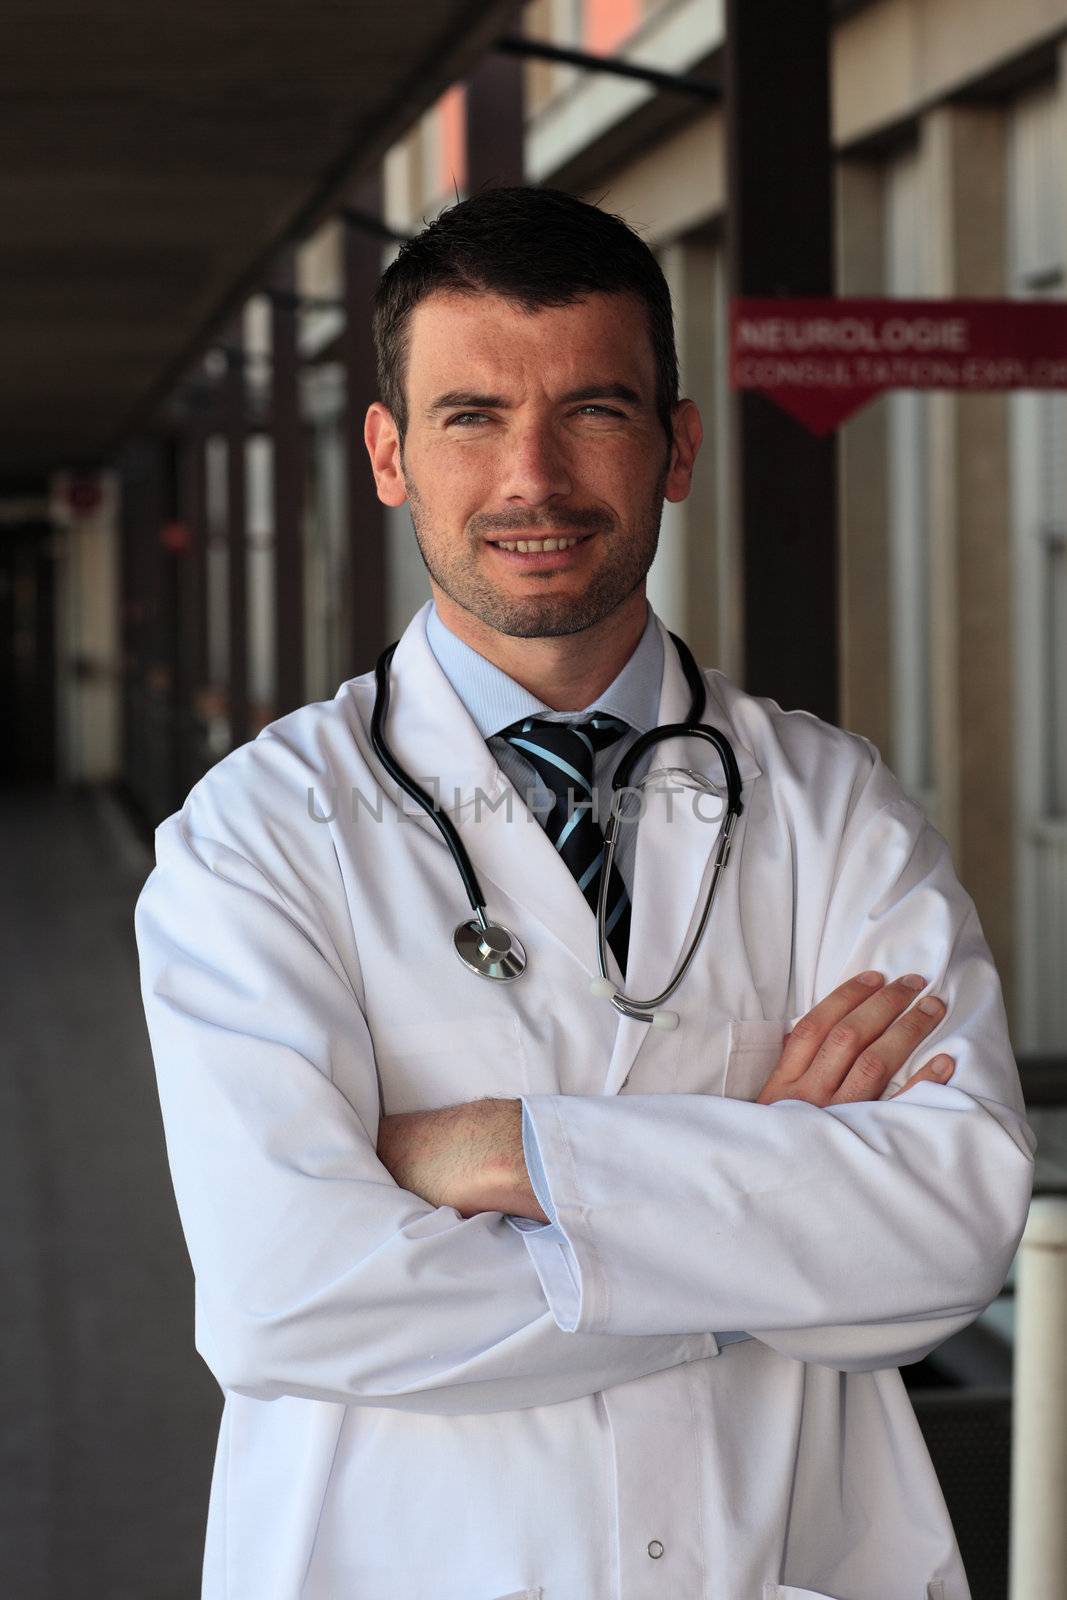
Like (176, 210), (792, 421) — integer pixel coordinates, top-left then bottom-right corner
(134, 742), (1035, 1414)
(375, 968), (962, 1224)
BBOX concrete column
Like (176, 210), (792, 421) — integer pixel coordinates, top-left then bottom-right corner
(725, 0), (838, 721)
(920, 104), (1015, 1013)
(158, 434), (187, 814)
(270, 257), (306, 718)
(466, 5), (524, 192)
(176, 423), (207, 791)
(652, 238), (722, 669)
(222, 333), (249, 749)
(119, 434), (175, 819)
(1010, 1198), (1067, 1600)
(342, 173), (388, 673)
(837, 159), (891, 755)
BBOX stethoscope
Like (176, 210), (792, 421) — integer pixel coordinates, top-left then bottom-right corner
(370, 632), (745, 1028)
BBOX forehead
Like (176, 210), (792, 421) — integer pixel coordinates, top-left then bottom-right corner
(404, 289), (656, 394)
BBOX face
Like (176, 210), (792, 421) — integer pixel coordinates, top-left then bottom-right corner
(365, 290), (701, 642)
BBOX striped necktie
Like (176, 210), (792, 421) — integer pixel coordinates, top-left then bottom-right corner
(500, 714), (631, 975)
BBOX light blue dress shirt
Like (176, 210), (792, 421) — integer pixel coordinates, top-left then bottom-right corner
(425, 604), (750, 1348)
(425, 601), (663, 1230)
(425, 600), (663, 902)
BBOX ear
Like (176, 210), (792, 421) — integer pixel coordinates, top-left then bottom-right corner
(364, 402), (408, 507)
(663, 399), (703, 504)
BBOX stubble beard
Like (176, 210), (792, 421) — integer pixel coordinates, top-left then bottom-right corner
(402, 459), (669, 640)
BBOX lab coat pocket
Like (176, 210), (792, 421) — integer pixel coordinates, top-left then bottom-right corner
(724, 1017), (794, 1101)
(763, 1589), (842, 1599)
(763, 1588), (844, 1599)
(372, 1014), (530, 1114)
(763, 1588), (944, 1600)
(488, 1591), (542, 1600)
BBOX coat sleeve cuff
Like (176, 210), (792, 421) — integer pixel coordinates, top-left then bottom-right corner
(508, 1095), (741, 1349)
(503, 1100), (584, 1326)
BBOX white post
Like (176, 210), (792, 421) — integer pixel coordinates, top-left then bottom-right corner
(1010, 1197), (1067, 1600)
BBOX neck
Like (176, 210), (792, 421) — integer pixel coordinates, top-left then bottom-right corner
(431, 589), (649, 710)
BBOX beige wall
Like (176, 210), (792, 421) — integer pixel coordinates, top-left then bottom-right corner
(834, 0), (1067, 147)
(579, 112), (724, 247)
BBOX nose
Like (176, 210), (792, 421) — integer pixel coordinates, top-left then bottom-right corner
(499, 418), (573, 507)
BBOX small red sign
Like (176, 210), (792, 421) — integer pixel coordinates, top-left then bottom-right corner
(731, 297), (1067, 433)
(160, 520), (190, 553)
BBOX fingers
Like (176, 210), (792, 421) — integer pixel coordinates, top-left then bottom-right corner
(826, 983), (948, 1104)
(768, 969), (888, 1087)
(756, 969), (955, 1109)
(888, 1054), (956, 1099)
(784, 972), (930, 1102)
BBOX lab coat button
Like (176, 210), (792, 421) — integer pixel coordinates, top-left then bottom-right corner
(647, 1540), (664, 1559)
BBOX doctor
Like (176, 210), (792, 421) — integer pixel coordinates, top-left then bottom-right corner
(135, 186), (1034, 1600)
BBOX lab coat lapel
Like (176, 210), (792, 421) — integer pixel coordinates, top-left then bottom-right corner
(380, 605), (621, 981)
(600, 620), (763, 1096)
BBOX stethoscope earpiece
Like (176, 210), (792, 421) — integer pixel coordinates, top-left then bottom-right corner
(590, 974), (679, 1029)
(651, 1010), (679, 1031)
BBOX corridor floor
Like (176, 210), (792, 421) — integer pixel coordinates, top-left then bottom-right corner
(1, 785), (221, 1600)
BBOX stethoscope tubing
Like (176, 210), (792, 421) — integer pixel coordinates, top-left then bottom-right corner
(369, 630), (746, 1010)
(595, 739), (742, 1018)
(372, 640), (492, 932)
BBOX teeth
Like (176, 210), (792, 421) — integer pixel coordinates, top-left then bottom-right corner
(495, 537), (581, 553)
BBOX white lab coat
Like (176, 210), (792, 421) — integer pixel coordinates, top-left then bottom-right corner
(135, 600), (1034, 1600)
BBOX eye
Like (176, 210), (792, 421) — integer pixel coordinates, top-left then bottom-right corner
(575, 405), (625, 418)
(446, 412), (491, 427)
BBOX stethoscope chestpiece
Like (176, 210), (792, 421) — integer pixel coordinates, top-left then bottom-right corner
(453, 919), (527, 981)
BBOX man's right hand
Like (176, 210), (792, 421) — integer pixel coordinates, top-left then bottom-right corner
(757, 971), (955, 1107)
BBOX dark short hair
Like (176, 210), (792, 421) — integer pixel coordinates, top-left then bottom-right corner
(372, 185), (678, 444)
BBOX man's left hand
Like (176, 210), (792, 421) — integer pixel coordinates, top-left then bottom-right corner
(376, 1098), (550, 1223)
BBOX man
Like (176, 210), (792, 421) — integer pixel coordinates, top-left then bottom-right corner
(135, 187), (1034, 1600)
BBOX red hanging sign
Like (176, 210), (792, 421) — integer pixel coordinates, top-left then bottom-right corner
(730, 297), (1067, 434)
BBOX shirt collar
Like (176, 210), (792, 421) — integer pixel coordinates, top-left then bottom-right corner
(425, 599), (663, 738)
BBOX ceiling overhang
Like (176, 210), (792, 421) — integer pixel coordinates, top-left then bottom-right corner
(1, 1), (519, 478)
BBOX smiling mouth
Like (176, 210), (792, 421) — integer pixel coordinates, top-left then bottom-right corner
(486, 532), (596, 553)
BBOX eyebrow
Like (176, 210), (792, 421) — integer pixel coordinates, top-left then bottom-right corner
(426, 381), (645, 415)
